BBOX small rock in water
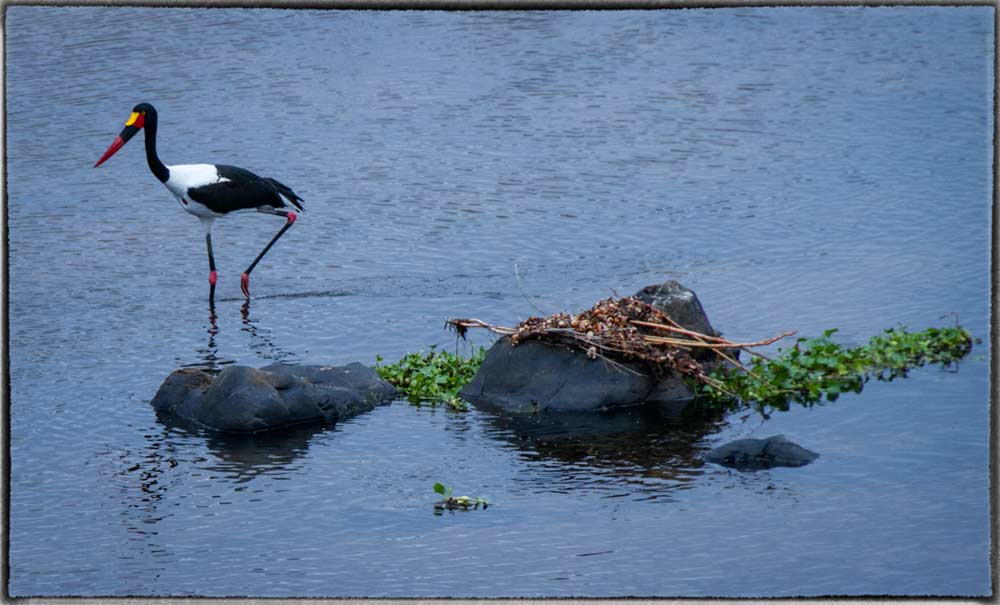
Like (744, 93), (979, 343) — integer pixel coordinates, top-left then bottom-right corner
(705, 435), (819, 469)
(634, 280), (720, 340)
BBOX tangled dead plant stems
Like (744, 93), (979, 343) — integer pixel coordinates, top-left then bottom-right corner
(448, 296), (796, 395)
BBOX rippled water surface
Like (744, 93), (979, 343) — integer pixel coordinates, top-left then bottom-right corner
(5, 6), (993, 597)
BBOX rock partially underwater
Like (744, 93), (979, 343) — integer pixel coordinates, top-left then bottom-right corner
(151, 363), (398, 433)
(460, 280), (719, 414)
(705, 435), (820, 469)
(460, 339), (695, 414)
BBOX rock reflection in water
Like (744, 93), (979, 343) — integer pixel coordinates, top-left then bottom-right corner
(478, 403), (727, 496)
(154, 414), (325, 484)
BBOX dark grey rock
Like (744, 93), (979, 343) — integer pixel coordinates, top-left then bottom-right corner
(461, 280), (719, 414)
(705, 435), (820, 469)
(460, 339), (691, 414)
(151, 363), (398, 433)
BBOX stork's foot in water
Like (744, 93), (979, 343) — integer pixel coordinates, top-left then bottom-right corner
(241, 272), (251, 298)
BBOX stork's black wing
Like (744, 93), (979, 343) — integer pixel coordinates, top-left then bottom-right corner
(262, 177), (305, 212)
(187, 165), (303, 214)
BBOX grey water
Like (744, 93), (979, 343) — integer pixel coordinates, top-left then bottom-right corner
(4, 6), (993, 597)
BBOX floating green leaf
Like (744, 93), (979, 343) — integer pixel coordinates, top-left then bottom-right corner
(432, 482), (488, 513)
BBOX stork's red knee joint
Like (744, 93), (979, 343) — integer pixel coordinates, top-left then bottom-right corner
(286, 211), (298, 224)
(209, 270), (217, 286)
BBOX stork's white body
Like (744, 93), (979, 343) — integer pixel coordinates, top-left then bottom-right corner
(163, 164), (231, 219)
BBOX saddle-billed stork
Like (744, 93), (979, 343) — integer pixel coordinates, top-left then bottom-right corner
(95, 102), (304, 301)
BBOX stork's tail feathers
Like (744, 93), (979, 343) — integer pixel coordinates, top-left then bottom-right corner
(265, 177), (305, 213)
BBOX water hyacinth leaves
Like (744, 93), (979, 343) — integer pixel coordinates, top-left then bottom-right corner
(375, 346), (487, 411)
(696, 326), (974, 415)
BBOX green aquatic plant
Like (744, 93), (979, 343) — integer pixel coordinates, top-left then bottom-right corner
(375, 346), (487, 411)
(695, 325), (974, 415)
(433, 482), (489, 512)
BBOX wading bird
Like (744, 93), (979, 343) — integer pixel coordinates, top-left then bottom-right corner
(95, 102), (304, 301)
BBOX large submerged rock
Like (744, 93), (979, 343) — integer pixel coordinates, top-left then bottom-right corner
(705, 435), (820, 469)
(151, 363), (398, 433)
(460, 280), (716, 414)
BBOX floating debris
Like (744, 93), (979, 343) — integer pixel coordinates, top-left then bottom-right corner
(433, 482), (489, 513)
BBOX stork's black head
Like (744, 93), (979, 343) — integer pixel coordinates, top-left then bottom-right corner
(94, 102), (157, 167)
(132, 102), (156, 118)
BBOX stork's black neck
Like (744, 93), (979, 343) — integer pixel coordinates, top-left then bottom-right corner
(142, 108), (169, 183)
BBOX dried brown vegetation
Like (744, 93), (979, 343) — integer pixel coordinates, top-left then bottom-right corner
(448, 296), (796, 394)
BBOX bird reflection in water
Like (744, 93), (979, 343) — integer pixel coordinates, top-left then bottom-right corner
(180, 300), (298, 372)
(181, 301), (234, 373)
(239, 300), (300, 366)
